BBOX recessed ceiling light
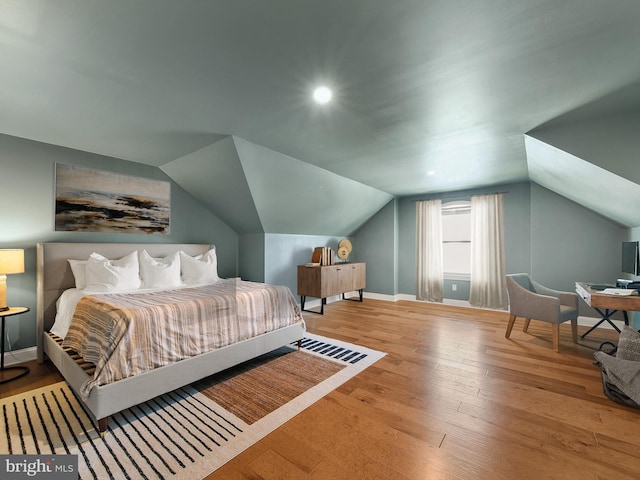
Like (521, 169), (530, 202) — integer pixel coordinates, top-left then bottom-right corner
(427, 170), (436, 176)
(313, 86), (332, 104)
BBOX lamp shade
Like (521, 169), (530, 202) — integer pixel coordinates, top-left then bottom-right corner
(0, 249), (25, 275)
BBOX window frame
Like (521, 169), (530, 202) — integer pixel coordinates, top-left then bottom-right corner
(442, 200), (471, 281)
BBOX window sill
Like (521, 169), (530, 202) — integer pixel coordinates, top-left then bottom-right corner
(444, 273), (470, 281)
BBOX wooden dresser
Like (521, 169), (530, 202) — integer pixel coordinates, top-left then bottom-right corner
(297, 263), (366, 314)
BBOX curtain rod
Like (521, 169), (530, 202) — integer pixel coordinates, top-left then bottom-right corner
(412, 190), (509, 202)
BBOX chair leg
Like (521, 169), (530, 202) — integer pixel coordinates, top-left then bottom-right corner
(506, 314), (517, 338)
(552, 324), (560, 352)
(522, 318), (531, 333)
(570, 318), (578, 344)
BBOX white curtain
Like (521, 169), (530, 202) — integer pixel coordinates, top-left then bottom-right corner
(416, 199), (443, 302)
(469, 193), (508, 309)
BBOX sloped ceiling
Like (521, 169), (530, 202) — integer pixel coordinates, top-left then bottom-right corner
(526, 83), (640, 228)
(162, 136), (393, 235)
(1, 1), (640, 230)
(525, 135), (640, 228)
(161, 136), (263, 233)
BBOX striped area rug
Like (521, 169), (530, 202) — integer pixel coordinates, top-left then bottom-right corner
(1, 334), (385, 480)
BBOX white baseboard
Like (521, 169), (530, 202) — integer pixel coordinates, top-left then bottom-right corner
(3, 345), (37, 366)
(577, 315), (624, 331)
(370, 293), (504, 311)
(299, 291), (368, 312)
(362, 293), (624, 330)
(363, 292), (398, 302)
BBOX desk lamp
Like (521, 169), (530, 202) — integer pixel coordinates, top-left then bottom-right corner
(0, 249), (24, 311)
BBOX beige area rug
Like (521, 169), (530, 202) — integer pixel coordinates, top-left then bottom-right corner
(0, 334), (385, 480)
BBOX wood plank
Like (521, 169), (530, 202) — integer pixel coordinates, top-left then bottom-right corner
(4, 298), (637, 479)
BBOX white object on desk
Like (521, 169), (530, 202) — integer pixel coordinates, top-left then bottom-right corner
(602, 288), (638, 296)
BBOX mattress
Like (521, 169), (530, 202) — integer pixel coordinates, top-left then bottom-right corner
(59, 279), (304, 399)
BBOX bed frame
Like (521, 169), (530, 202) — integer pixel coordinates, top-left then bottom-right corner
(36, 242), (305, 433)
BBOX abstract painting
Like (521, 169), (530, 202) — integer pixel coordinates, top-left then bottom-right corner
(55, 163), (170, 234)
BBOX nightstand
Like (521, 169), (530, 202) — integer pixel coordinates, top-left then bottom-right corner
(0, 306), (30, 384)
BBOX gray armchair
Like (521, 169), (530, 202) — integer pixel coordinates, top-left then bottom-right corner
(505, 273), (578, 352)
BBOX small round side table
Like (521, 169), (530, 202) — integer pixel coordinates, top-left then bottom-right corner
(0, 306), (30, 384)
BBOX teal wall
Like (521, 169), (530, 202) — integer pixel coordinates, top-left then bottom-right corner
(2, 130), (630, 354)
(350, 199), (397, 295)
(239, 233), (266, 282)
(530, 183), (622, 289)
(530, 183), (624, 318)
(353, 181), (624, 313)
(625, 227), (640, 327)
(0, 133), (239, 351)
(625, 227), (640, 282)
(389, 182), (534, 298)
(264, 234), (347, 296)
(238, 233), (352, 298)
(443, 279), (471, 301)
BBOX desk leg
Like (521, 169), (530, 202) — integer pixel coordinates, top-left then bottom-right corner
(580, 308), (623, 339)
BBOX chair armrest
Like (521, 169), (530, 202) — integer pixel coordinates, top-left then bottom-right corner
(530, 279), (578, 308)
(557, 292), (578, 309)
(530, 279), (564, 298)
(508, 280), (561, 322)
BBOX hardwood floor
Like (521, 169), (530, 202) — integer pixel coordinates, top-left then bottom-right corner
(2, 299), (637, 479)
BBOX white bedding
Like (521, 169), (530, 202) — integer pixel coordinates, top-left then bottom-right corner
(51, 288), (87, 338)
(52, 247), (225, 340)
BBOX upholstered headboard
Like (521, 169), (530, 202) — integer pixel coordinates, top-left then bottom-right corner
(36, 242), (212, 363)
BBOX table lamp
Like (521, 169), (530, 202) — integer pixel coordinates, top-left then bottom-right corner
(0, 249), (24, 312)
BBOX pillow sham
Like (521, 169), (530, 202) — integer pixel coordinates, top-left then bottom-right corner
(180, 248), (219, 285)
(85, 251), (142, 292)
(68, 259), (88, 289)
(138, 249), (181, 289)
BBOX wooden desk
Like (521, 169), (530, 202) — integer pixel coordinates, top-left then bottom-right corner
(575, 282), (640, 338)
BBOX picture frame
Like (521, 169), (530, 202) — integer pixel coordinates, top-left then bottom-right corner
(54, 163), (170, 234)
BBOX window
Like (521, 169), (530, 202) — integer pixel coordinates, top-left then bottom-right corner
(442, 200), (471, 279)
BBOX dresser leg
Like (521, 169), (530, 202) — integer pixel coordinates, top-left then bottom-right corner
(300, 296), (325, 315)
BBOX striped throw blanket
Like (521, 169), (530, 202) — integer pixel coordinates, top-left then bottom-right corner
(62, 280), (304, 399)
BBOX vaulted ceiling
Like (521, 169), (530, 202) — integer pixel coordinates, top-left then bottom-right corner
(2, 0), (640, 232)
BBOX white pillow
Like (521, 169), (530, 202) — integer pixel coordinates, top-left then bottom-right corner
(138, 250), (181, 289)
(85, 251), (142, 292)
(180, 248), (219, 285)
(68, 259), (88, 289)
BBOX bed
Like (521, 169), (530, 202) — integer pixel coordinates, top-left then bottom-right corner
(36, 242), (306, 433)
